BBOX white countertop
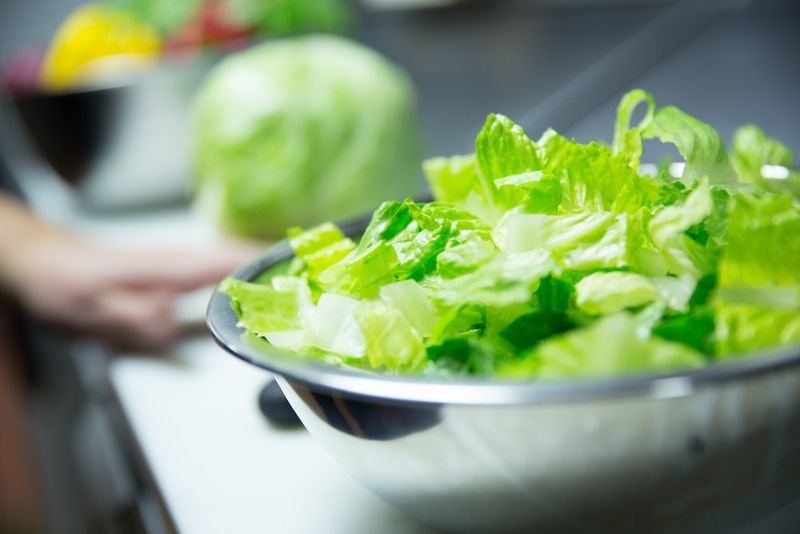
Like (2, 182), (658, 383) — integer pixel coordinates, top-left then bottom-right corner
(109, 337), (433, 534)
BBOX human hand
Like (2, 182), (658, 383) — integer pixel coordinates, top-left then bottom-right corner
(5, 234), (259, 351)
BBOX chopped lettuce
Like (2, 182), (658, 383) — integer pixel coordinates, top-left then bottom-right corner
(730, 124), (794, 186)
(642, 102), (738, 185)
(499, 314), (705, 379)
(221, 89), (800, 379)
(575, 272), (660, 315)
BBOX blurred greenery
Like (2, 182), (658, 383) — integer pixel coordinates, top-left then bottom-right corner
(110, 0), (352, 36)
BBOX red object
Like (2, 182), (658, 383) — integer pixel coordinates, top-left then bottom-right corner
(165, 0), (253, 57)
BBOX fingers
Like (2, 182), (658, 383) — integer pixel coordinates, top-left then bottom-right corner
(100, 289), (179, 350)
(111, 242), (265, 293)
(66, 288), (181, 352)
(12, 237), (266, 351)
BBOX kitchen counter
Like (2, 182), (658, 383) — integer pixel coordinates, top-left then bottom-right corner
(110, 337), (433, 534)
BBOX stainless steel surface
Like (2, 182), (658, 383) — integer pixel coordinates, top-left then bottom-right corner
(279, 373), (800, 533)
(207, 216), (800, 532)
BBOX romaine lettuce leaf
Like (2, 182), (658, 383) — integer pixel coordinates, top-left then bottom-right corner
(718, 193), (800, 291)
(356, 300), (425, 371)
(575, 272), (660, 315)
(642, 104), (738, 186)
(536, 129), (660, 213)
(475, 114), (541, 209)
(379, 279), (437, 337)
(715, 303), (800, 357)
(304, 293), (366, 357)
(731, 124), (794, 186)
(613, 88), (655, 167)
(499, 313), (704, 379)
(222, 275), (314, 351)
(288, 222), (355, 276)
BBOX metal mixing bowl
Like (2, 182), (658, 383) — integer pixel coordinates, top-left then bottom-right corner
(207, 215), (800, 533)
(1, 61), (209, 209)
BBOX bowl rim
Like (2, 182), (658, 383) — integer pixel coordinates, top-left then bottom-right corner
(206, 213), (800, 406)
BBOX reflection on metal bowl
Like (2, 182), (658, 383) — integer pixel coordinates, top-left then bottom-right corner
(4, 61), (208, 209)
(207, 214), (800, 533)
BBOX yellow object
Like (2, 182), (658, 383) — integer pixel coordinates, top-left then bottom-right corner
(40, 4), (162, 90)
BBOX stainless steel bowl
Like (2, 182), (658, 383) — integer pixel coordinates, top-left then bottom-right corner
(207, 215), (800, 533)
(1, 61), (209, 209)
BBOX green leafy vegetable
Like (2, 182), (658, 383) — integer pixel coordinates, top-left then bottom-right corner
(731, 124), (794, 185)
(641, 101), (737, 185)
(221, 88), (800, 379)
(499, 314), (705, 379)
(193, 35), (422, 238)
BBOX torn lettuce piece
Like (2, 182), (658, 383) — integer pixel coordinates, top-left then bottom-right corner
(731, 124), (794, 186)
(575, 272), (660, 315)
(222, 275), (313, 336)
(315, 199), (495, 298)
(498, 311), (574, 352)
(424, 113), (542, 224)
(423, 154), (477, 205)
(379, 279), (437, 337)
(641, 101), (738, 185)
(714, 303), (800, 357)
(647, 180), (718, 278)
(288, 222), (355, 276)
(356, 300), (426, 371)
(428, 249), (558, 308)
(476, 113), (541, 190)
(423, 154), (504, 225)
(500, 211), (645, 272)
(613, 88), (655, 168)
(493, 171), (562, 214)
(536, 129), (660, 213)
(718, 192), (800, 292)
(499, 313), (704, 379)
(304, 293), (366, 357)
(653, 309), (715, 355)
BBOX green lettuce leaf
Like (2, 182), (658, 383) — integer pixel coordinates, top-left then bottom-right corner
(316, 199), (495, 298)
(379, 279), (437, 337)
(356, 300), (426, 371)
(303, 293), (366, 357)
(714, 303), (800, 357)
(575, 272), (660, 315)
(221, 275), (314, 351)
(536, 129), (660, 213)
(499, 313), (705, 379)
(288, 222), (355, 276)
(642, 104), (737, 185)
(475, 113), (541, 199)
(718, 193), (800, 292)
(731, 124), (794, 185)
(613, 88), (655, 167)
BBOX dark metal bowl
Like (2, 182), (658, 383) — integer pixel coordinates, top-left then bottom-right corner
(2, 63), (208, 209)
